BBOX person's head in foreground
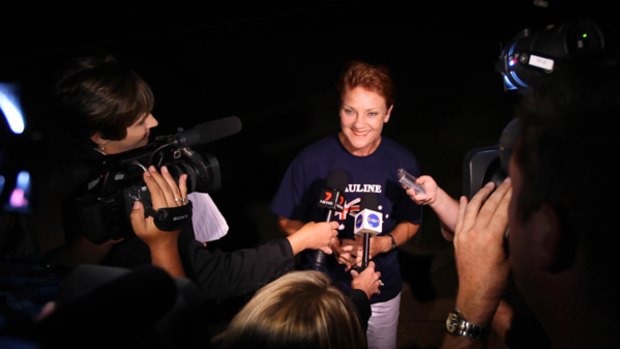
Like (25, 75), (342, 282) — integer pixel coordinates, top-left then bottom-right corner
(216, 270), (367, 349)
(509, 51), (620, 347)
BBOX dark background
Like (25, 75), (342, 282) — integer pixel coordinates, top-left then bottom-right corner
(1, 0), (618, 253)
(1, 2), (618, 347)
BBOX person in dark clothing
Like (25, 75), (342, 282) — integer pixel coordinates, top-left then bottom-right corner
(271, 60), (422, 349)
(438, 53), (620, 348)
(43, 51), (341, 300)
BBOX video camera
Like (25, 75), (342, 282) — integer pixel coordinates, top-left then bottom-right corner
(463, 18), (605, 197)
(73, 116), (242, 244)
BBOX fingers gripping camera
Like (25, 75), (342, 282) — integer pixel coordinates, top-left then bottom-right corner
(73, 116), (241, 244)
(146, 199), (193, 231)
(125, 180), (193, 231)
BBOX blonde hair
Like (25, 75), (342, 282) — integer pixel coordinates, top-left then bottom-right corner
(217, 270), (367, 349)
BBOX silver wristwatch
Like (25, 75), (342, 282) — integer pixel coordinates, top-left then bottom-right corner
(445, 310), (486, 339)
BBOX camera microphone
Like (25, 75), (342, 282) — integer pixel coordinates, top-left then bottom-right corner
(169, 115), (242, 147)
(354, 193), (383, 271)
(313, 169), (348, 271)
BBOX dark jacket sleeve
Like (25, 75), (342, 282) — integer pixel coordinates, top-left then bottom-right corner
(183, 238), (295, 300)
(349, 289), (371, 331)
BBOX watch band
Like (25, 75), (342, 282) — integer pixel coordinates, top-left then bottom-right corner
(445, 310), (486, 339)
(387, 233), (397, 250)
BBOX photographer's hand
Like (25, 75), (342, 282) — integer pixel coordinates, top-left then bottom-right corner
(130, 166), (188, 277)
(451, 179), (511, 334)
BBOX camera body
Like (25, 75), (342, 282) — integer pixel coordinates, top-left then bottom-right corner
(74, 137), (220, 243)
(465, 19), (605, 197)
(497, 19), (605, 90)
(462, 118), (518, 199)
(72, 116), (241, 244)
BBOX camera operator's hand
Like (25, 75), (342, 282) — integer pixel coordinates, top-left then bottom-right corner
(130, 165), (188, 277)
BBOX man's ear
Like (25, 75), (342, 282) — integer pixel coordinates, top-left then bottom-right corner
(538, 204), (577, 273)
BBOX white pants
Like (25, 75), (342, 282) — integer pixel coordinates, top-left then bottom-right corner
(367, 292), (401, 349)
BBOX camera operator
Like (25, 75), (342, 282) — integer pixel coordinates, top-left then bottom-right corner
(405, 35), (620, 349)
(43, 52), (341, 301)
(439, 52), (620, 349)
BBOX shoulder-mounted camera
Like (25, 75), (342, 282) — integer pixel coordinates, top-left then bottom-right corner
(72, 116), (241, 243)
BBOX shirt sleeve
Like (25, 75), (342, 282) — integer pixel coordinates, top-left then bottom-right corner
(270, 155), (310, 220)
(348, 289), (371, 331)
(183, 238), (295, 300)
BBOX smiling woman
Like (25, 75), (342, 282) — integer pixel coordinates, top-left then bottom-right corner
(270, 60), (424, 349)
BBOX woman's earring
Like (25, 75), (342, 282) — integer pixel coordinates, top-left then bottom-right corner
(95, 143), (106, 155)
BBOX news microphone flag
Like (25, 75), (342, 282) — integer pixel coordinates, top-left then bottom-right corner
(317, 188), (345, 211)
(354, 207), (382, 236)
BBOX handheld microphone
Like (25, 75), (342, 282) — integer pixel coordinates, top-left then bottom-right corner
(314, 169), (348, 270)
(354, 193), (383, 270)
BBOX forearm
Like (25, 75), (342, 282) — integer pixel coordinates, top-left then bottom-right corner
(277, 216), (304, 236)
(430, 187), (460, 232)
(454, 294), (500, 335)
(370, 221), (420, 257)
(438, 292), (508, 349)
(287, 231), (310, 255)
(149, 240), (185, 278)
(279, 217), (318, 254)
(348, 289), (371, 331)
(440, 334), (485, 349)
(187, 238), (295, 299)
(387, 221), (420, 250)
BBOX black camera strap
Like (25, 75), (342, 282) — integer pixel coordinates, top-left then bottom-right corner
(146, 201), (193, 231)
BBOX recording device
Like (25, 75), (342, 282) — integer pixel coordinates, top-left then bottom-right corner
(317, 170), (347, 219)
(397, 168), (425, 195)
(465, 19), (605, 197)
(354, 193), (383, 271)
(73, 116), (242, 244)
(462, 118), (519, 198)
(497, 19), (604, 90)
(313, 169), (348, 271)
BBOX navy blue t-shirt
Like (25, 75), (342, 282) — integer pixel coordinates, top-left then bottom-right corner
(270, 133), (422, 303)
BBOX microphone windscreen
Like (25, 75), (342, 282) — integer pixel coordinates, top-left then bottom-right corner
(325, 169), (348, 192)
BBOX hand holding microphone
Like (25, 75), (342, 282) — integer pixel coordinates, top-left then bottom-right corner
(287, 221), (339, 256)
(350, 261), (383, 299)
(313, 169), (348, 271)
(353, 193), (383, 272)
